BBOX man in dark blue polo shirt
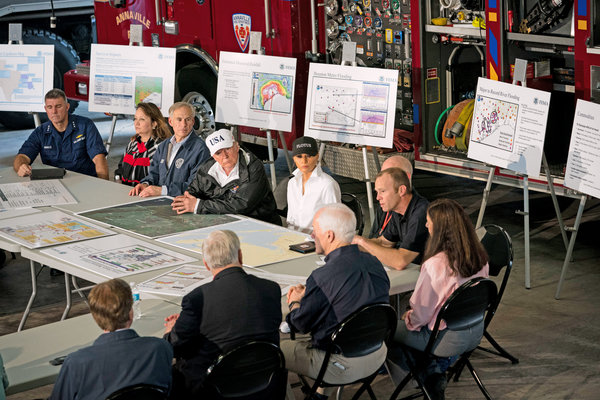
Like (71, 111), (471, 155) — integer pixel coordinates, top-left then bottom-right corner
(353, 168), (429, 270)
(283, 203), (390, 399)
(13, 89), (108, 179)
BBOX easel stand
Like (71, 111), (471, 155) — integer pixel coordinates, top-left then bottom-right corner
(475, 59), (569, 289)
(102, 25), (146, 155)
(314, 42), (378, 223)
(8, 24), (42, 130)
(244, 31), (283, 189)
(555, 194), (587, 299)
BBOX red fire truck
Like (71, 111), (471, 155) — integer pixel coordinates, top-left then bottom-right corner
(62, 0), (600, 193)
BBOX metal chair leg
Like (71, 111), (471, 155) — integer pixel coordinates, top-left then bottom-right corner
(477, 331), (519, 364)
(389, 372), (413, 400)
(465, 359), (493, 400)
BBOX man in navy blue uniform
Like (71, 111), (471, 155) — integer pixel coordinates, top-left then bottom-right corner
(13, 89), (108, 179)
(129, 102), (209, 197)
(49, 278), (173, 400)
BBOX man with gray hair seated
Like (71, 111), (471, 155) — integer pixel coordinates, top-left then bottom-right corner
(163, 230), (282, 398)
(129, 102), (210, 197)
(282, 204), (391, 399)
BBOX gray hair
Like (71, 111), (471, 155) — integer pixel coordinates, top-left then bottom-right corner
(202, 230), (240, 269)
(168, 101), (195, 117)
(45, 88), (67, 102)
(315, 203), (356, 243)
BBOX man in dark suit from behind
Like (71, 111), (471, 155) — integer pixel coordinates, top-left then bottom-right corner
(49, 278), (173, 399)
(164, 230), (282, 398)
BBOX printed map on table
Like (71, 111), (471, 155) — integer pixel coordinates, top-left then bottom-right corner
(78, 197), (240, 238)
(137, 264), (214, 296)
(41, 234), (197, 278)
(158, 218), (311, 267)
(246, 269), (307, 296)
(0, 210), (114, 249)
(0, 179), (76, 209)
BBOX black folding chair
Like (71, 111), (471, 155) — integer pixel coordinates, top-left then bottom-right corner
(297, 303), (397, 400)
(341, 192), (365, 236)
(105, 384), (168, 400)
(476, 224), (519, 364)
(273, 175), (292, 219)
(390, 278), (497, 400)
(204, 341), (287, 399)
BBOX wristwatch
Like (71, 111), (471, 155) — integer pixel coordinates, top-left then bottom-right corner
(288, 301), (301, 311)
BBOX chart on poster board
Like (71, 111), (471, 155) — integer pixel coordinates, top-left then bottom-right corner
(0, 44), (54, 112)
(467, 78), (550, 178)
(304, 63), (398, 148)
(89, 44), (176, 116)
(215, 51), (297, 132)
(564, 99), (600, 199)
(41, 234), (197, 279)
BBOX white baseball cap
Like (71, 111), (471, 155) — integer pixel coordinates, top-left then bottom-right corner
(206, 129), (235, 156)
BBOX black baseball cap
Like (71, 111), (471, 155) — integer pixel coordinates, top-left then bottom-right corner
(292, 136), (318, 157)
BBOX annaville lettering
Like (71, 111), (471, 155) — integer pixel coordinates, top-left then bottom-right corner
(115, 11), (151, 29)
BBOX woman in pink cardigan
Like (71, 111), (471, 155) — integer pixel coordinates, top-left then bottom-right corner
(387, 198), (489, 392)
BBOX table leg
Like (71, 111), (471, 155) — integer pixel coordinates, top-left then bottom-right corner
(17, 260), (38, 332)
(71, 275), (90, 307)
(61, 272), (72, 320)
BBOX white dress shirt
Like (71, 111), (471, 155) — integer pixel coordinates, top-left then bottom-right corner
(286, 164), (341, 232)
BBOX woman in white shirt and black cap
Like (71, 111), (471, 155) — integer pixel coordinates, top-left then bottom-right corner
(286, 136), (341, 233)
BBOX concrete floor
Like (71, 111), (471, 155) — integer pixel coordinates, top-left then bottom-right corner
(1, 104), (599, 399)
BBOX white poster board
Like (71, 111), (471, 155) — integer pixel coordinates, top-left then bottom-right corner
(467, 78), (551, 178)
(564, 99), (600, 199)
(0, 44), (54, 112)
(88, 44), (176, 116)
(304, 63), (398, 148)
(215, 51), (297, 132)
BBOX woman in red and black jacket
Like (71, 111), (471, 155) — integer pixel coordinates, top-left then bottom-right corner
(115, 102), (171, 186)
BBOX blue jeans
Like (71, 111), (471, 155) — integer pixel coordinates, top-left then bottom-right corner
(386, 319), (484, 385)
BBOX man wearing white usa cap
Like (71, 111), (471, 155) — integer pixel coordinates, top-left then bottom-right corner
(171, 128), (281, 225)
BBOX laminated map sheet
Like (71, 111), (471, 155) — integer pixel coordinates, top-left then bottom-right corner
(0, 210), (114, 249)
(78, 197), (240, 238)
(40, 234), (197, 278)
(158, 218), (311, 267)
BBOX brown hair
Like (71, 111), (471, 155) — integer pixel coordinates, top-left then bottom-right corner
(423, 198), (488, 277)
(131, 102), (172, 141)
(88, 278), (133, 331)
(376, 167), (411, 193)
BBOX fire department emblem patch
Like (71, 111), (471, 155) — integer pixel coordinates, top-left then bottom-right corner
(232, 13), (251, 52)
